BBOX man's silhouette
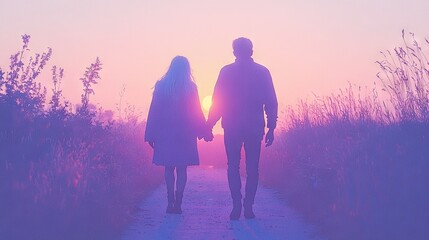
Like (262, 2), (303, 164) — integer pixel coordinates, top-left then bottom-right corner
(206, 37), (278, 220)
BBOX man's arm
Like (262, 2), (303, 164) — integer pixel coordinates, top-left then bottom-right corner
(264, 69), (278, 146)
(206, 68), (225, 129)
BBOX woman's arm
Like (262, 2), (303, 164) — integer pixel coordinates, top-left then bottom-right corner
(145, 85), (161, 144)
(192, 85), (207, 139)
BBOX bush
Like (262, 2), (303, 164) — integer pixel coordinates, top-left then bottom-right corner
(0, 35), (162, 240)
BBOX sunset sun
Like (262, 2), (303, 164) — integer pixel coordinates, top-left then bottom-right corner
(202, 95), (212, 111)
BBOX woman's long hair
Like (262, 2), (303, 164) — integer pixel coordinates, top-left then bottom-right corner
(155, 56), (195, 97)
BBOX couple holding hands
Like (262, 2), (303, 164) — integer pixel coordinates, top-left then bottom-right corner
(145, 37), (278, 220)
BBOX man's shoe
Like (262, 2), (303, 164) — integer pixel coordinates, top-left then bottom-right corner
(243, 198), (256, 219)
(230, 200), (242, 220)
(243, 206), (255, 219)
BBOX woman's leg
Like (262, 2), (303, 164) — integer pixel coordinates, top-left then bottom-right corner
(176, 166), (188, 193)
(174, 166), (188, 214)
(165, 166), (176, 193)
(165, 166), (176, 213)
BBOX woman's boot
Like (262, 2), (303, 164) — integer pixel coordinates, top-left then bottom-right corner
(166, 191), (175, 214)
(174, 191), (183, 214)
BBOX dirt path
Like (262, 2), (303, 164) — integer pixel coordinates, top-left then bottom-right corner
(122, 166), (324, 240)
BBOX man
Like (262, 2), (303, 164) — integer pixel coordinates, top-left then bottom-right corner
(206, 37), (278, 220)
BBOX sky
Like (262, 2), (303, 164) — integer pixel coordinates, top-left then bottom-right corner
(1, 0), (428, 121)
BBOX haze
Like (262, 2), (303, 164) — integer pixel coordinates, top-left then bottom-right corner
(1, 0), (428, 118)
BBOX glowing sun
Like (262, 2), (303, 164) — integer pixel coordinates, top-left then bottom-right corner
(202, 95), (212, 111)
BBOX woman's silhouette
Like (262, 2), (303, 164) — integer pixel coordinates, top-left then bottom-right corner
(145, 56), (206, 214)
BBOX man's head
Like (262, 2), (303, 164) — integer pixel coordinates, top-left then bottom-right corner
(233, 37), (253, 59)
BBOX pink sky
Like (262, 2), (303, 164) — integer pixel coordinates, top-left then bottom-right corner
(1, 0), (428, 121)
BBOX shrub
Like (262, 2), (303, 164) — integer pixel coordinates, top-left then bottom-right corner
(0, 35), (162, 240)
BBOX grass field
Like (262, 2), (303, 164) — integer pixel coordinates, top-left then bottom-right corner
(260, 31), (429, 240)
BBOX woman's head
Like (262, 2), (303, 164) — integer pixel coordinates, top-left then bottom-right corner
(157, 56), (195, 96)
(165, 56), (192, 80)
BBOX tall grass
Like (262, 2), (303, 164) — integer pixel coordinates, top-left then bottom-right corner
(0, 35), (162, 240)
(260, 31), (429, 240)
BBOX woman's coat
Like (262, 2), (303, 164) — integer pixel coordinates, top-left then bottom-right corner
(145, 81), (206, 166)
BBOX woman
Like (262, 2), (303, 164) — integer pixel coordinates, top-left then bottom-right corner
(145, 56), (206, 214)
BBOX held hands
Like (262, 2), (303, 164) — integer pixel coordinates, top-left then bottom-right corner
(265, 128), (274, 147)
(203, 124), (214, 142)
(204, 131), (214, 142)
